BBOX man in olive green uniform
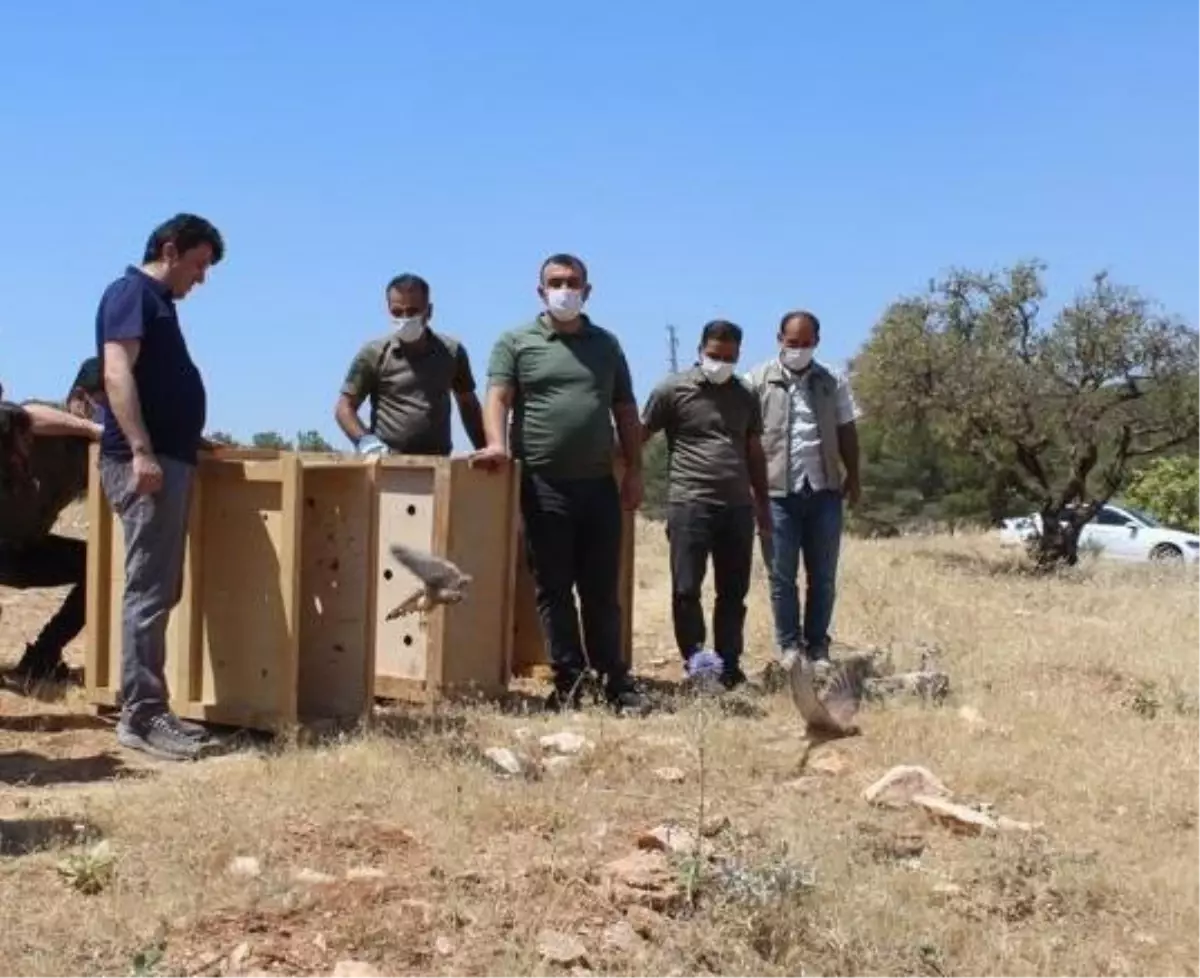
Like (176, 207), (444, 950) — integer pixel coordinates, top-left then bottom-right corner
(474, 253), (646, 713)
(336, 273), (486, 456)
(0, 361), (105, 685)
(641, 320), (770, 689)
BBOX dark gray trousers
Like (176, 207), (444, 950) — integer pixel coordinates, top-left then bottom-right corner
(99, 455), (194, 726)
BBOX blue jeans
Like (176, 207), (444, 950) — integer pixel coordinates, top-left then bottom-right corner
(767, 487), (843, 659)
(99, 455), (195, 726)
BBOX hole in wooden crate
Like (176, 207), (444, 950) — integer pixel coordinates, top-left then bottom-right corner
(406, 504), (416, 516)
(383, 568), (393, 581)
(403, 635), (413, 646)
(306, 497), (315, 508)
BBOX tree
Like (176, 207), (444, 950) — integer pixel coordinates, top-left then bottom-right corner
(205, 430), (239, 447)
(1123, 456), (1199, 532)
(250, 431), (293, 451)
(295, 430), (334, 452)
(853, 260), (1199, 567)
(641, 434), (669, 520)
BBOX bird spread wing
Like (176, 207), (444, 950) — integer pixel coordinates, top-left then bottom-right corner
(388, 543), (468, 590)
(789, 658), (865, 737)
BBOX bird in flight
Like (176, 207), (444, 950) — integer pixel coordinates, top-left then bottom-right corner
(789, 656), (870, 738)
(384, 543), (473, 621)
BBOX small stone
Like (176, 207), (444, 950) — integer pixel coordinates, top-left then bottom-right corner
(293, 868), (337, 885)
(601, 919), (644, 954)
(484, 747), (524, 776)
(913, 795), (998, 834)
(230, 942), (251, 967)
(312, 934), (328, 952)
(227, 856), (261, 878)
(701, 815), (731, 838)
(537, 929), (589, 967)
(809, 751), (849, 776)
(996, 815), (1034, 833)
(636, 823), (705, 856)
(958, 705), (986, 728)
(863, 765), (950, 808)
(333, 961), (381, 978)
(540, 731), (592, 755)
(434, 935), (455, 956)
(653, 766), (686, 783)
(346, 866), (386, 880)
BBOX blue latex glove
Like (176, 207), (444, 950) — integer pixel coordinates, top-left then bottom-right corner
(356, 434), (388, 457)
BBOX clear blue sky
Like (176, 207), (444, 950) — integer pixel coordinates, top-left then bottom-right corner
(1, 1), (1195, 449)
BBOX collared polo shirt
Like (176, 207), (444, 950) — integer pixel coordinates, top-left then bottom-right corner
(642, 367), (763, 506)
(341, 329), (475, 456)
(486, 314), (635, 480)
(95, 265), (207, 465)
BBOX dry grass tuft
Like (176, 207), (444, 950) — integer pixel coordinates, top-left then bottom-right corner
(0, 510), (1196, 976)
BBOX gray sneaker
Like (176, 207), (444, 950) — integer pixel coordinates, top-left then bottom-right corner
(167, 714), (212, 741)
(117, 713), (205, 762)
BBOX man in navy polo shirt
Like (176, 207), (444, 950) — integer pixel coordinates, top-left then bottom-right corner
(96, 213), (224, 762)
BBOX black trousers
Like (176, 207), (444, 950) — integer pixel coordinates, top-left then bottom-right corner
(0, 535), (87, 665)
(520, 471), (628, 694)
(666, 501), (755, 671)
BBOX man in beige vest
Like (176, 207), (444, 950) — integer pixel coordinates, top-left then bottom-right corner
(743, 310), (861, 673)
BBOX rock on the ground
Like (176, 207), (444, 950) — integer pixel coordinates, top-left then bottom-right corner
(913, 795), (999, 834)
(537, 930), (590, 967)
(636, 823), (708, 857)
(333, 961), (382, 977)
(809, 750), (849, 776)
(292, 867), (337, 885)
(601, 919), (645, 955)
(863, 765), (950, 808)
(484, 746), (524, 776)
(345, 866), (386, 881)
(653, 766), (686, 783)
(434, 935), (455, 956)
(599, 850), (685, 912)
(865, 671), (951, 702)
(958, 705), (986, 728)
(229, 942), (251, 967)
(227, 856), (261, 878)
(540, 731), (592, 755)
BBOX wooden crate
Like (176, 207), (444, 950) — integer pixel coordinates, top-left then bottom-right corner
(510, 460), (636, 680)
(85, 447), (377, 732)
(370, 455), (521, 703)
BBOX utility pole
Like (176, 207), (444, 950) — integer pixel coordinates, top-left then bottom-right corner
(666, 323), (679, 373)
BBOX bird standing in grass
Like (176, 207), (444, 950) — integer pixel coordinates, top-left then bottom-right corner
(384, 543), (472, 620)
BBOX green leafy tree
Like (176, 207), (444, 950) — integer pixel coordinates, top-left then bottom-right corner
(295, 429), (334, 452)
(853, 259), (1199, 567)
(1123, 456), (1199, 532)
(205, 430), (239, 447)
(641, 433), (669, 521)
(250, 431), (293, 451)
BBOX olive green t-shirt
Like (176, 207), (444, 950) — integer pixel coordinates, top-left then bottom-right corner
(341, 330), (475, 456)
(0, 433), (90, 547)
(486, 315), (635, 480)
(641, 367), (763, 506)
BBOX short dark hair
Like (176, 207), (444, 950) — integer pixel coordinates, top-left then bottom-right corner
(779, 309), (821, 340)
(385, 274), (431, 303)
(539, 253), (588, 285)
(143, 213), (225, 265)
(700, 320), (743, 346)
(69, 357), (103, 397)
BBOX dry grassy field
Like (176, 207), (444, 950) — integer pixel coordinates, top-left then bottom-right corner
(0, 505), (1196, 977)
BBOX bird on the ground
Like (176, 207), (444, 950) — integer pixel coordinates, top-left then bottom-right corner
(789, 655), (871, 738)
(383, 543), (472, 621)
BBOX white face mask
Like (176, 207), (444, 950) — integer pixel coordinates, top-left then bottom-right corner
(545, 288), (584, 322)
(700, 357), (735, 384)
(781, 347), (815, 372)
(392, 315), (425, 342)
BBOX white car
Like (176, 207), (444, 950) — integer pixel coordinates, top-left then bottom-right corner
(998, 503), (1200, 564)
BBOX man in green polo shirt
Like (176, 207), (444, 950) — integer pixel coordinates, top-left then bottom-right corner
(641, 320), (771, 690)
(336, 273), (487, 456)
(474, 253), (646, 713)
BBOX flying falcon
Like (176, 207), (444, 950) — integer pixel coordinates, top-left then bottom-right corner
(789, 655), (871, 738)
(383, 543), (473, 621)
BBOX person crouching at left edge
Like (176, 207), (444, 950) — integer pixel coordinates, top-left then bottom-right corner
(640, 320), (771, 691)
